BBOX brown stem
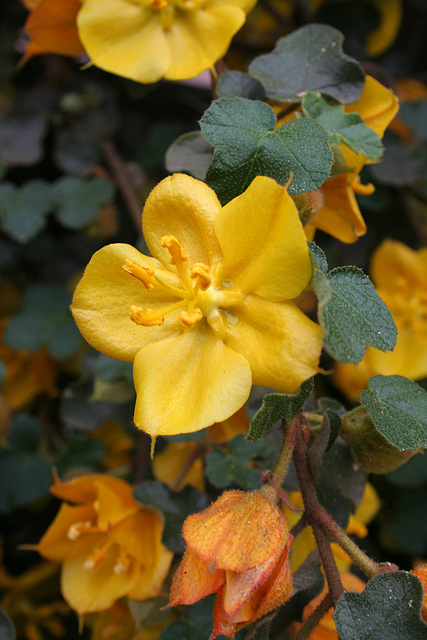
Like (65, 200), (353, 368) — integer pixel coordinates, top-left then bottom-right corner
(211, 59), (228, 100)
(290, 511), (308, 540)
(102, 139), (143, 233)
(293, 592), (334, 640)
(261, 415), (298, 504)
(133, 431), (151, 484)
(293, 423), (344, 604)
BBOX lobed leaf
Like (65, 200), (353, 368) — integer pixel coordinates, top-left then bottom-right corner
(333, 571), (427, 639)
(0, 180), (52, 243)
(165, 131), (213, 181)
(301, 92), (384, 160)
(200, 98), (333, 205)
(248, 24), (365, 104)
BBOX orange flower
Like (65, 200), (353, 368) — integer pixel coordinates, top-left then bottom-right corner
(288, 573), (366, 639)
(411, 566), (427, 623)
(168, 490), (292, 639)
(35, 474), (173, 617)
(21, 0), (84, 63)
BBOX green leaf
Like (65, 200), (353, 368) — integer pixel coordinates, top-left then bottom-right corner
(55, 435), (108, 475)
(4, 285), (83, 360)
(165, 132), (213, 181)
(52, 176), (114, 229)
(0, 451), (52, 513)
(128, 596), (171, 628)
(7, 415), (41, 453)
(133, 481), (207, 553)
(0, 180), (52, 242)
(308, 241), (331, 307)
(248, 379), (314, 441)
(307, 410), (342, 477)
(301, 92), (383, 160)
(318, 266), (397, 364)
(158, 622), (206, 640)
(205, 434), (271, 490)
(387, 453), (427, 489)
(248, 24), (365, 104)
(200, 98), (333, 205)
(360, 375), (427, 450)
(217, 71), (266, 100)
(0, 610), (15, 640)
(94, 354), (133, 383)
(385, 487), (427, 556)
(333, 571), (427, 639)
(0, 104), (47, 166)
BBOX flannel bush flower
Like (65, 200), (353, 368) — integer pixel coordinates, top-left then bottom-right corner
(335, 240), (427, 401)
(72, 174), (323, 443)
(168, 490), (293, 639)
(35, 474), (173, 616)
(77, 0), (257, 83)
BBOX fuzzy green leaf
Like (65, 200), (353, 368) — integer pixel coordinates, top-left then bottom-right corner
(248, 24), (365, 104)
(301, 92), (383, 160)
(165, 131), (213, 181)
(0, 180), (52, 242)
(333, 571), (427, 639)
(318, 266), (397, 364)
(361, 375), (427, 450)
(248, 379), (314, 441)
(52, 176), (114, 229)
(201, 98), (332, 205)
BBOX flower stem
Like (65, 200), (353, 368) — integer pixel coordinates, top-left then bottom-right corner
(293, 592), (334, 640)
(261, 414), (299, 503)
(170, 441), (206, 491)
(102, 140), (142, 233)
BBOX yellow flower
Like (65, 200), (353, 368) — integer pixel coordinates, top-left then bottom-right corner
(76, 0), (257, 84)
(366, 0), (402, 57)
(71, 174), (323, 443)
(34, 474), (173, 616)
(303, 76), (399, 243)
(335, 240), (427, 401)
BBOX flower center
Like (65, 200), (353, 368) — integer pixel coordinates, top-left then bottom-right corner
(67, 521), (132, 574)
(124, 235), (241, 335)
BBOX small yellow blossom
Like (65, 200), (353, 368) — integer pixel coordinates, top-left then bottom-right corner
(335, 240), (427, 401)
(77, 0), (257, 84)
(72, 174), (323, 442)
(34, 474), (173, 616)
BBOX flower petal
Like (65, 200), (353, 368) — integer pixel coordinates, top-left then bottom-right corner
(37, 503), (96, 562)
(77, 1), (171, 84)
(71, 243), (182, 362)
(224, 295), (323, 392)
(142, 174), (222, 269)
(183, 491), (289, 572)
(168, 548), (225, 607)
(309, 174), (367, 244)
(95, 480), (140, 532)
(214, 176), (312, 301)
(133, 327), (251, 436)
(61, 534), (137, 613)
(371, 240), (423, 290)
(164, 6), (247, 80)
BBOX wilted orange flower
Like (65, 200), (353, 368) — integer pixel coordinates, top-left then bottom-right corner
(35, 474), (173, 617)
(168, 489), (292, 639)
(335, 240), (427, 401)
(288, 572), (366, 639)
(21, 0), (84, 63)
(411, 566), (427, 623)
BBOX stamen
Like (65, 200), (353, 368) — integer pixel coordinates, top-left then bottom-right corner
(191, 263), (212, 291)
(129, 300), (188, 326)
(177, 308), (203, 328)
(113, 548), (132, 575)
(161, 235), (189, 265)
(123, 260), (155, 291)
(84, 539), (115, 570)
(161, 235), (192, 290)
(67, 521), (97, 541)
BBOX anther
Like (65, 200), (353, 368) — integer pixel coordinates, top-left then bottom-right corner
(130, 305), (165, 326)
(123, 260), (155, 291)
(161, 235), (189, 265)
(191, 263), (211, 290)
(177, 309), (203, 328)
(84, 539), (114, 570)
(150, 0), (168, 8)
(113, 549), (132, 575)
(67, 521), (95, 541)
